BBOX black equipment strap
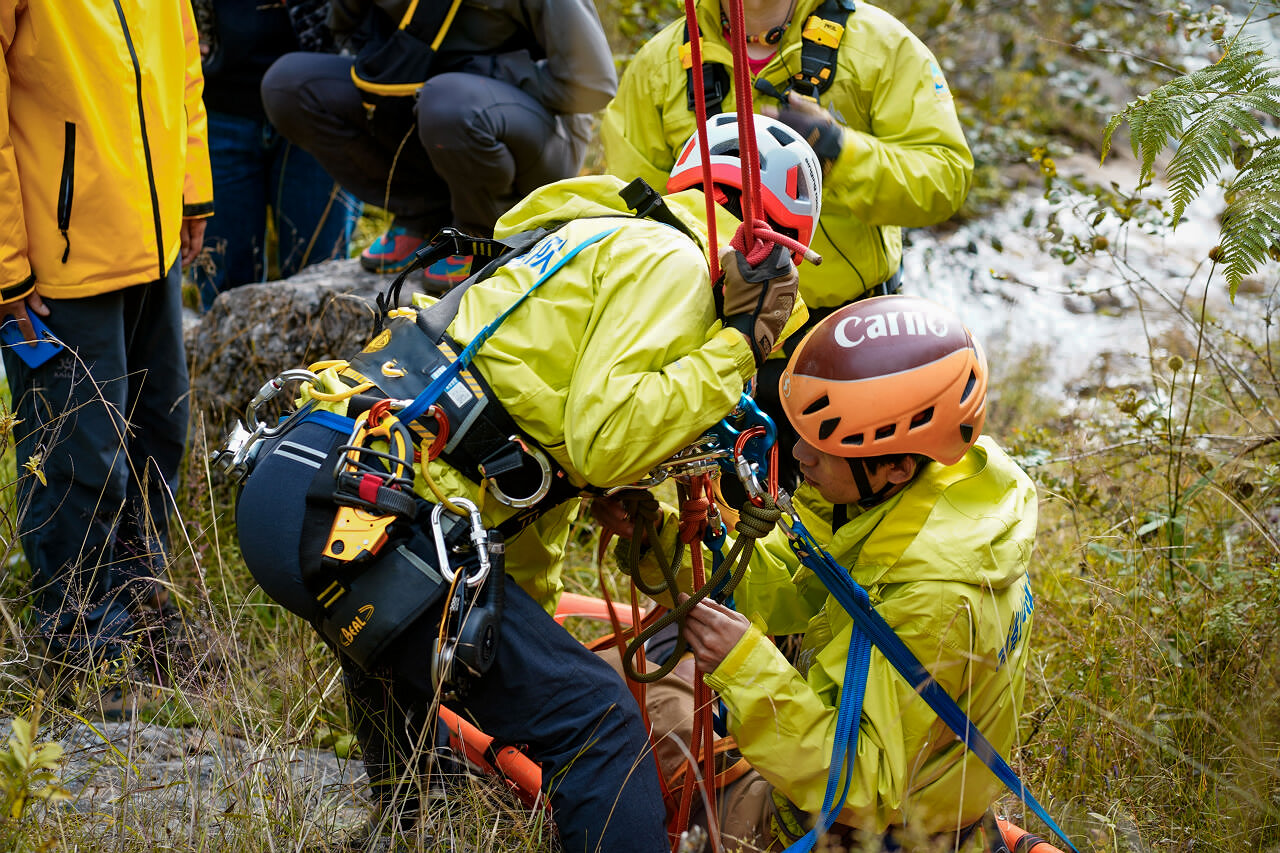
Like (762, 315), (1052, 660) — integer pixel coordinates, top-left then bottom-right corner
(789, 0), (853, 99)
(683, 22), (731, 115)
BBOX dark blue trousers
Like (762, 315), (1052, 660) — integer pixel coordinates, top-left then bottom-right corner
(343, 575), (669, 853)
(2, 263), (188, 662)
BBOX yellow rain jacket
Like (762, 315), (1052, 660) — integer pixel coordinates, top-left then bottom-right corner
(0, 0), (214, 303)
(708, 437), (1038, 832)
(309, 175), (757, 610)
(601, 0), (973, 309)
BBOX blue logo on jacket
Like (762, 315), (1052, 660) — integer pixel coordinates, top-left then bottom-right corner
(997, 581), (1034, 670)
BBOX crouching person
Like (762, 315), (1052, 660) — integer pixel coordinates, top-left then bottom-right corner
(227, 115), (823, 851)
(597, 295), (1039, 851)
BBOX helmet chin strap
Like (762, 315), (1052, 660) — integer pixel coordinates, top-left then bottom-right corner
(845, 457), (896, 509)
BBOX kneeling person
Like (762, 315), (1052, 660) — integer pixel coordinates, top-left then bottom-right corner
(606, 295), (1038, 849)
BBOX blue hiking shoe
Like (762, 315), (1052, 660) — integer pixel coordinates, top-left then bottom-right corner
(360, 225), (428, 274)
(423, 254), (473, 294)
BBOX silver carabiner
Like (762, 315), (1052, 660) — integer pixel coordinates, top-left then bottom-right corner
(430, 498), (490, 587)
(484, 436), (553, 508)
(246, 368), (320, 432)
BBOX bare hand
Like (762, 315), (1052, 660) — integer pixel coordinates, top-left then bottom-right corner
(679, 594), (750, 673)
(0, 292), (50, 345)
(181, 217), (207, 268)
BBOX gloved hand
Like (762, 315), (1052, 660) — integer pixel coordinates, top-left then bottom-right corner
(720, 244), (799, 366)
(766, 95), (844, 174)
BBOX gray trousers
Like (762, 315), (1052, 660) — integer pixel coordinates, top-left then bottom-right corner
(261, 52), (585, 237)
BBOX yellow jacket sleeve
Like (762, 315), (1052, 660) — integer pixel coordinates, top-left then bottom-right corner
(0, 3), (35, 302)
(181, 0), (214, 218)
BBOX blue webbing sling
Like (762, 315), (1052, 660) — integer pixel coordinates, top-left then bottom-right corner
(776, 508), (1078, 853)
(398, 226), (619, 425)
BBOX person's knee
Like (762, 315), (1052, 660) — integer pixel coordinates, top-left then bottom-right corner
(416, 74), (493, 148)
(260, 53), (326, 136)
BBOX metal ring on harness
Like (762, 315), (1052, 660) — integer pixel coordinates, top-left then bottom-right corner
(483, 436), (553, 508)
(431, 498), (491, 587)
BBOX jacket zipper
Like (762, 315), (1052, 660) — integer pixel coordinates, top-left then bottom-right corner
(57, 122), (75, 263)
(112, 0), (166, 279)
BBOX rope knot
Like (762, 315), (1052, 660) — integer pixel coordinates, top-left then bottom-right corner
(679, 497), (711, 544)
(735, 499), (781, 539)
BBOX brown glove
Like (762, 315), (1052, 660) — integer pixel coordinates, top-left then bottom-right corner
(721, 245), (799, 366)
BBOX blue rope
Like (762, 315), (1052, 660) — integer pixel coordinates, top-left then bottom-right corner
(779, 516), (1079, 853)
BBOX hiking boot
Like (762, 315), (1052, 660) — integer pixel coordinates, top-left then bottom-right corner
(94, 676), (159, 723)
(360, 225), (428, 274)
(422, 254), (473, 294)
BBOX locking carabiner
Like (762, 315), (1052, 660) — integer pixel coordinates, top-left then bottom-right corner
(430, 498), (491, 587)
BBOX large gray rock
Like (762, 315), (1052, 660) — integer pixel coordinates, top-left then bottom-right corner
(185, 258), (401, 436)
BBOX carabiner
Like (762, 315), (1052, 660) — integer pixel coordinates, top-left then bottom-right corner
(734, 425), (779, 505)
(334, 402), (416, 487)
(431, 498), (491, 587)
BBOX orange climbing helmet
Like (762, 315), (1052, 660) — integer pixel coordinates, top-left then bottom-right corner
(780, 295), (988, 465)
(665, 112), (823, 251)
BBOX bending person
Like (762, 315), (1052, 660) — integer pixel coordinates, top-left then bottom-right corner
(231, 116), (821, 852)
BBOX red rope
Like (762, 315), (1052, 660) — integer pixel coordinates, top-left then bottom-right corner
(683, 0), (721, 283)
(726, 0), (774, 265)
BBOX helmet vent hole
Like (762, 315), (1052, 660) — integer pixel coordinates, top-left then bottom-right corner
(910, 407), (934, 430)
(960, 370), (977, 403)
(959, 423), (974, 443)
(840, 433), (864, 447)
(818, 418), (841, 441)
(874, 424), (896, 440)
(766, 124), (791, 145)
(802, 394), (830, 416)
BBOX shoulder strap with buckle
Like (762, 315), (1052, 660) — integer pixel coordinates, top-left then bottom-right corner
(682, 23), (731, 115)
(789, 0), (853, 100)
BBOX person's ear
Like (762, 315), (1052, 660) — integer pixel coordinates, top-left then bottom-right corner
(884, 455), (919, 485)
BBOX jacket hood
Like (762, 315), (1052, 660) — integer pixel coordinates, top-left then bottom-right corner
(798, 436), (1037, 591)
(495, 175), (739, 266)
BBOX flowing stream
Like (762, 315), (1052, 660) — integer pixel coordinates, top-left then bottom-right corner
(903, 155), (1269, 405)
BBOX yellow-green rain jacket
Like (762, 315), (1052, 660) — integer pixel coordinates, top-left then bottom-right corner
(601, 0), (973, 309)
(713, 437), (1037, 832)
(0, 0), (214, 303)
(309, 175), (757, 610)
(636, 437), (1036, 832)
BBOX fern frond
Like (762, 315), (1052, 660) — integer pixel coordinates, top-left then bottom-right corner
(1105, 34), (1280, 221)
(1217, 140), (1280, 297)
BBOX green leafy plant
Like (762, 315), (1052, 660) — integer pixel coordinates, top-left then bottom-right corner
(1103, 30), (1280, 295)
(0, 704), (70, 851)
